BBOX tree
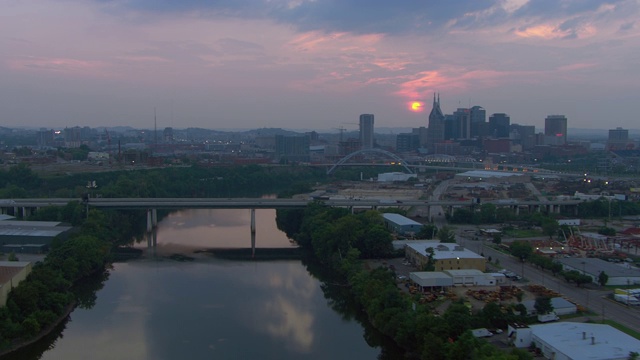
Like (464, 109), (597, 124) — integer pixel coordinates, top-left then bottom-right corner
(437, 225), (456, 243)
(598, 271), (609, 286)
(541, 219), (559, 239)
(534, 297), (554, 315)
(417, 224), (438, 239)
(492, 233), (502, 244)
(510, 241), (533, 261)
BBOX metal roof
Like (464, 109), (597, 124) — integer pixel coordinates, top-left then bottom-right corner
(382, 213), (422, 226)
(0, 225), (71, 237)
(530, 322), (640, 360)
(558, 257), (640, 278)
(406, 242), (484, 260)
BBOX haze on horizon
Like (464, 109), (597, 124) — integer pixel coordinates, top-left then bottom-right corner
(1, 0), (639, 131)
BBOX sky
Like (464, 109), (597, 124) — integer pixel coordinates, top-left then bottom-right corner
(1, 0), (639, 131)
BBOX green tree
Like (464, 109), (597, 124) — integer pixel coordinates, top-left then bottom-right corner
(8, 252), (19, 262)
(510, 241), (533, 261)
(598, 271), (609, 286)
(416, 224), (438, 239)
(437, 225), (456, 243)
(541, 219), (559, 239)
(534, 297), (554, 315)
(492, 233), (502, 244)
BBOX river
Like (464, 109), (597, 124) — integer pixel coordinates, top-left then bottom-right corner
(4, 208), (399, 360)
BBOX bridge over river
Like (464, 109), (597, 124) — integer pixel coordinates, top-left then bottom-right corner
(1, 196), (583, 256)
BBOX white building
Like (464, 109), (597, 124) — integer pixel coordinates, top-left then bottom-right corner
(558, 258), (640, 286)
(443, 269), (496, 286)
(509, 322), (640, 359)
(522, 297), (577, 316)
(409, 271), (453, 291)
(377, 172), (417, 182)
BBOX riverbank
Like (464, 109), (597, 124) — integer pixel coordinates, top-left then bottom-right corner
(0, 302), (75, 358)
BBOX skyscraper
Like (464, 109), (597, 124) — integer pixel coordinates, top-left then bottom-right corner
(489, 113), (510, 138)
(544, 115), (568, 145)
(469, 106), (486, 138)
(453, 108), (471, 139)
(359, 114), (374, 149)
(607, 127), (631, 150)
(427, 93), (445, 149)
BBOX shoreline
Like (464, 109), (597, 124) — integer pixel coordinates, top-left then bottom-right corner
(0, 301), (76, 358)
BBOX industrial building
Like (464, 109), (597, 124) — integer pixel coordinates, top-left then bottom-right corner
(404, 241), (486, 271)
(509, 322), (640, 359)
(557, 257), (640, 286)
(0, 220), (72, 253)
(522, 297), (577, 316)
(382, 213), (423, 236)
(409, 271), (453, 292)
(443, 269), (496, 286)
(0, 261), (32, 306)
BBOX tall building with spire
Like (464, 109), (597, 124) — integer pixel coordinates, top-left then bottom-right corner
(427, 93), (445, 150)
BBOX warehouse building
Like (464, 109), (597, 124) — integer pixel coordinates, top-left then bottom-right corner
(557, 257), (640, 286)
(509, 322), (640, 359)
(522, 297), (577, 316)
(405, 241), (486, 271)
(0, 220), (72, 253)
(0, 261), (32, 307)
(409, 272), (453, 292)
(443, 269), (496, 286)
(382, 213), (423, 236)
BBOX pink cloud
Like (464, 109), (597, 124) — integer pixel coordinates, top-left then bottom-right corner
(7, 56), (109, 77)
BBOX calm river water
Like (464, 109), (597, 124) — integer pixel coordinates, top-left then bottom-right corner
(6, 209), (398, 360)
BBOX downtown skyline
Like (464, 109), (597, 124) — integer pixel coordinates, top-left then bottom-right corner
(2, 0), (639, 131)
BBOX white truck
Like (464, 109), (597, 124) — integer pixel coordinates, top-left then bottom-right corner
(537, 312), (560, 323)
(614, 294), (640, 305)
(471, 328), (493, 338)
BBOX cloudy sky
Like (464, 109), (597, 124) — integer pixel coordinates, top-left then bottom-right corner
(2, 0), (639, 131)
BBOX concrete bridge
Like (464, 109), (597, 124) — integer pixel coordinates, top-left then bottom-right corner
(2, 197), (583, 222)
(1, 197), (583, 257)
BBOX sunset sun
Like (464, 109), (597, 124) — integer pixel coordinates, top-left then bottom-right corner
(410, 101), (423, 112)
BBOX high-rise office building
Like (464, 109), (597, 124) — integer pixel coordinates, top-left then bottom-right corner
(510, 124), (536, 150)
(489, 113), (510, 138)
(469, 106), (486, 138)
(607, 127), (631, 150)
(275, 134), (310, 163)
(453, 108), (471, 139)
(427, 93), (445, 148)
(359, 114), (374, 149)
(396, 133), (421, 152)
(544, 115), (568, 145)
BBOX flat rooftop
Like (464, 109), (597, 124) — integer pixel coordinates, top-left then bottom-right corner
(406, 242), (484, 260)
(382, 213), (422, 226)
(530, 322), (640, 360)
(558, 257), (640, 278)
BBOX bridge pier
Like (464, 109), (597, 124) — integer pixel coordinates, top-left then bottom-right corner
(250, 208), (256, 258)
(152, 209), (157, 226)
(514, 205), (520, 216)
(146, 210), (153, 232)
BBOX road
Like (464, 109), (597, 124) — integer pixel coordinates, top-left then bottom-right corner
(461, 234), (640, 333)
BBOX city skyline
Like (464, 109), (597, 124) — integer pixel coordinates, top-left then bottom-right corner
(2, 1), (639, 130)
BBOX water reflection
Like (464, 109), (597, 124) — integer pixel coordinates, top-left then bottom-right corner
(138, 208), (295, 251)
(7, 210), (384, 360)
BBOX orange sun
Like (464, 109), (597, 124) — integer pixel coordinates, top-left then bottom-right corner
(410, 101), (423, 112)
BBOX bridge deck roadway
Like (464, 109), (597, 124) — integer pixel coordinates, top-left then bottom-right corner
(3, 198), (582, 210)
